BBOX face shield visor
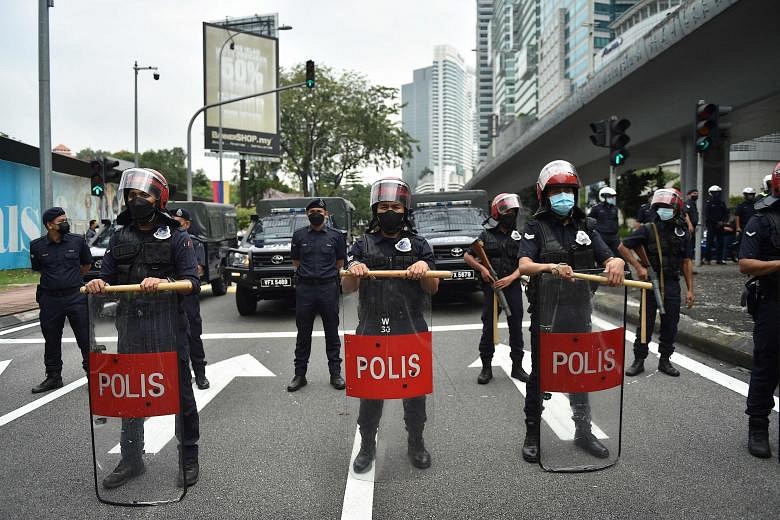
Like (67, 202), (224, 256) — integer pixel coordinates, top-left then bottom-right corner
(370, 179), (412, 210)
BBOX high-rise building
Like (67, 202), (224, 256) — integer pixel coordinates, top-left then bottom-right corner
(402, 45), (475, 193)
(514, 0), (541, 118)
(475, 0), (494, 167)
(490, 0), (517, 128)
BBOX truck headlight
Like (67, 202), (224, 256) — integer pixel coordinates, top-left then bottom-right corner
(229, 251), (249, 268)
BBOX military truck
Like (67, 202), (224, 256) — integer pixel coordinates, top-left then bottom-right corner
(226, 197), (354, 315)
(410, 190), (490, 292)
(166, 201), (238, 296)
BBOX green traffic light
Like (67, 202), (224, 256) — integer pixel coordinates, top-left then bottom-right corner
(91, 185), (103, 196)
(306, 79), (315, 88)
(696, 137), (711, 152)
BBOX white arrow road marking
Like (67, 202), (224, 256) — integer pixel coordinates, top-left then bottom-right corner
(108, 354), (274, 454)
(469, 343), (607, 440)
(0, 359), (11, 377)
(0, 377), (87, 427)
(341, 427), (375, 520)
(592, 316), (779, 413)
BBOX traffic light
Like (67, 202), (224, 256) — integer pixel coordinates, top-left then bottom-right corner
(695, 101), (718, 153)
(589, 120), (607, 147)
(608, 118), (630, 167)
(89, 159), (104, 197)
(305, 60), (315, 88)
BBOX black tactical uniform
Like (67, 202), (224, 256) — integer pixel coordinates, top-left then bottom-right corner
(739, 195), (780, 459)
(705, 196), (729, 264)
(684, 194), (699, 258)
(183, 235), (208, 388)
(589, 201), (620, 257)
(636, 203), (654, 225)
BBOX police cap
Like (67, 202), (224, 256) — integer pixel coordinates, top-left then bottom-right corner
(173, 207), (192, 221)
(42, 207), (65, 225)
(306, 198), (327, 211)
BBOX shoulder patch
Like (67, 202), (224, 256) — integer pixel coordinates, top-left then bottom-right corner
(523, 232), (535, 240)
(395, 237), (412, 252)
(674, 227), (686, 237)
(745, 231), (756, 237)
(153, 226), (171, 240)
(511, 230), (521, 240)
(576, 230), (592, 246)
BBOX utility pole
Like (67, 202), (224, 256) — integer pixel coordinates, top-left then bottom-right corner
(38, 0), (53, 214)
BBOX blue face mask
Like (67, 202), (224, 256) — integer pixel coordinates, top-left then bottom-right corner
(656, 208), (674, 221)
(549, 192), (575, 216)
(605, 197), (616, 205)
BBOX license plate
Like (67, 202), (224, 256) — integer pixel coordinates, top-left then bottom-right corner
(450, 270), (474, 280)
(261, 277), (291, 287)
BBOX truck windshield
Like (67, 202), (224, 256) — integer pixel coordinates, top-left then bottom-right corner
(413, 208), (485, 233)
(91, 227), (114, 249)
(248, 214), (312, 244)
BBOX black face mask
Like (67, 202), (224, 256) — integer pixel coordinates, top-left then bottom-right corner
(377, 210), (404, 233)
(128, 197), (156, 223)
(690, 196), (699, 202)
(57, 222), (70, 235)
(498, 214), (516, 228)
(308, 212), (325, 226)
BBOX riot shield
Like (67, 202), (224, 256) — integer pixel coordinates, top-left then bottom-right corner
(88, 290), (186, 505)
(536, 269), (626, 472)
(341, 272), (435, 482)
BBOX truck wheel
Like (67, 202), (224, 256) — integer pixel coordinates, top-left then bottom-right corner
(211, 277), (227, 296)
(236, 285), (257, 316)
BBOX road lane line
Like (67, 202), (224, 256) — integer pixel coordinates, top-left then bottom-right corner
(0, 377), (87, 427)
(0, 321), (40, 336)
(0, 359), (10, 377)
(341, 427), (375, 520)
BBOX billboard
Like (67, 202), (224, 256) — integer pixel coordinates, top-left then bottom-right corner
(203, 22), (280, 157)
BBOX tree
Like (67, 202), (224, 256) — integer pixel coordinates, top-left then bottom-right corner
(230, 159), (294, 207)
(279, 63), (415, 196)
(76, 148), (113, 161)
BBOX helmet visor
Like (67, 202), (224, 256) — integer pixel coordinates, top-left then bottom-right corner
(370, 179), (411, 209)
(119, 168), (166, 201)
(538, 160), (580, 194)
(494, 193), (520, 215)
(651, 189), (682, 211)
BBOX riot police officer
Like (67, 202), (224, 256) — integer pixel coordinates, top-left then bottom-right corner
(517, 160), (625, 463)
(288, 198), (347, 392)
(619, 189), (695, 378)
(735, 187), (757, 235)
(589, 186), (621, 257)
(29, 208), (92, 393)
(343, 178), (438, 473)
(634, 192), (655, 228)
(684, 190), (700, 257)
(705, 185), (729, 265)
(172, 208), (210, 390)
(84, 168), (201, 488)
(738, 162), (780, 459)
(464, 192), (528, 384)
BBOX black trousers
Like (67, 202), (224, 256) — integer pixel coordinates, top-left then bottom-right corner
(182, 294), (206, 376)
(746, 301), (780, 420)
(706, 225), (725, 262)
(478, 282), (524, 363)
(38, 291), (90, 374)
(358, 396), (427, 436)
(294, 281), (342, 376)
(633, 278), (682, 359)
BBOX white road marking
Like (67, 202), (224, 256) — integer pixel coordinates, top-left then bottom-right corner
(341, 427), (375, 520)
(0, 321), (40, 336)
(107, 354), (274, 454)
(0, 377), (87, 427)
(0, 359), (10, 377)
(469, 344), (607, 440)
(592, 316), (779, 413)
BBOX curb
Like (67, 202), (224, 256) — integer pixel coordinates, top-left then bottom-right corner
(592, 293), (753, 370)
(0, 308), (40, 331)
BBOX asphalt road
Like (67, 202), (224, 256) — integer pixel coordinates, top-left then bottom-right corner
(0, 285), (777, 519)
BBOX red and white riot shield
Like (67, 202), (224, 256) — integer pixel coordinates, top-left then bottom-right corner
(88, 290), (186, 505)
(341, 271), (435, 482)
(536, 270), (626, 472)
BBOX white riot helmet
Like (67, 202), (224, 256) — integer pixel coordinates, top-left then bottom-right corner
(763, 174), (772, 191)
(742, 187), (756, 195)
(707, 185), (722, 193)
(598, 186), (617, 202)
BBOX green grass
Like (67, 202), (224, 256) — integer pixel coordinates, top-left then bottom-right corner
(0, 269), (40, 287)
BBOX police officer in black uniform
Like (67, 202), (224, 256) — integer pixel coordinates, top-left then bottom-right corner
(464, 192), (528, 385)
(738, 162), (780, 460)
(517, 160), (625, 463)
(343, 177), (438, 473)
(29, 208), (93, 393)
(705, 185), (729, 265)
(684, 189), (699, 258)
(735, 187), (757, 236)
(288, 198), (347, 392)
(589, 186), (621, 257)
(172, 208), (210, 390)
(84, 168), (201, 489)
(635, 193), (655, 228)
(619, 189), (695, 378)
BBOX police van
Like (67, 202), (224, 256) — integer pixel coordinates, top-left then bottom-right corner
(226, 197), (354, 315)
(410, 190), (489, 292)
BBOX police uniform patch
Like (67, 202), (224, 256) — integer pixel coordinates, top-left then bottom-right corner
(674, 227), (686, 237)
(524, 232), (535, 240)
(175, 208), (184, 217)
(576, 230), (592, 246)
(395, 237), (412, 252)
(511, 230), (521, 240)
(153, 226), (171, 240)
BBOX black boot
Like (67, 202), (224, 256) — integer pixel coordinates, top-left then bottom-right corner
(658, 356), (680, 377)
(522, 419), (540, 463)
(102, 457), (145, 489)
(352, 431), (376, 474)
(32, 373), (63, 394)
(407, 431), (431, 469)
(511, 363), (530, 383)
(477, 359), (493, 385)
(748, 417), (771, 459)
(625, 358), (644, 376)
(194, 373), (210, 390)
(177, 458), (200, 487)
(574, 424), (610, 459)
(286, 375), (307, 392)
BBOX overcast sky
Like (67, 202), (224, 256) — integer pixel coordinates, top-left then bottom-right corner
(0, 0), (476, 184)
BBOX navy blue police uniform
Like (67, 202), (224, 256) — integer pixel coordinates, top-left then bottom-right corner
(705, 196), (729, 263)
(636, 203), (654, 225)
(29, 213), (92, 381)
(290, 201), (347, 380)
(518, 207), (614, 456)
(736, 199), (757, 234)
(184, 236), (207, 381)
(348, 230), (434, 450)
(684, 196), (699, 257)
(739, 197), (780, 449)
(467, 225), (525, 371)
(99, 212), (201, 471)
(589, 201), (620, 257)
(622, 216), (692, 363)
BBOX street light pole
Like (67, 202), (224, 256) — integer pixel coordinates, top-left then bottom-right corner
(133, 61), (159, 167)
(217, 32), (237, 184)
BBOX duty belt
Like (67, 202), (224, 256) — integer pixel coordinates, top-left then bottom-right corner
(38, 286), (81, 297)
(296, 276), (338, 285)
